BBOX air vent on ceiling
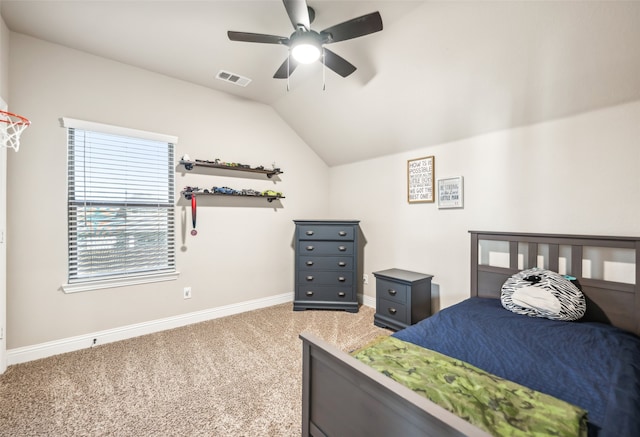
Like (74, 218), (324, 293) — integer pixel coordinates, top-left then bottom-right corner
(216, 70), (252, 87)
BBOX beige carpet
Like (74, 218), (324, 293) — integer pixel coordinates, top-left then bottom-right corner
(0, 303), (390, 436)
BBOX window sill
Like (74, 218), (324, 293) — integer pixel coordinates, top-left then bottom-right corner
(61, 271), (180, 294)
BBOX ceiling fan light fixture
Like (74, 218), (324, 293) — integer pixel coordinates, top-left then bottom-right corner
(291, 43), (321, 64)
(291, 34), (321, 64)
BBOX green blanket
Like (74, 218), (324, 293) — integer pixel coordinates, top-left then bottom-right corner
(352, 336), (587, 437)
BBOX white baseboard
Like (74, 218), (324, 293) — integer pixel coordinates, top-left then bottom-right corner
(7, 292), (294, 366)
(8, 292), (376, 366)
(361, 293), (376, 309)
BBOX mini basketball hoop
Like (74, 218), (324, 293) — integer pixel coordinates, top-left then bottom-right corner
(0, 109), (31, 152)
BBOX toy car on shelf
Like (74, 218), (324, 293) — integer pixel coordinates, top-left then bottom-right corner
(182, 186), (201, 199)
(241, 189), (261, 196)
(213, 186), (238, 195)
(261, 190), (283, 198)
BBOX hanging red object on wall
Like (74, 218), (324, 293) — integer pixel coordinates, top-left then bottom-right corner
(191, 195), (197, 236)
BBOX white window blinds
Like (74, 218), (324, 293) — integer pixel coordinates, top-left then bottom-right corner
(64, 118), (176, 286)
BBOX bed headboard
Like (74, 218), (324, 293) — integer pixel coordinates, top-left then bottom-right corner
(470, 231), (640, 336)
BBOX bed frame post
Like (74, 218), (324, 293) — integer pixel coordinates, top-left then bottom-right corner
(301, 336), (311, 436)
(636, 240), (640, 336)
(470, 232), (479, 296)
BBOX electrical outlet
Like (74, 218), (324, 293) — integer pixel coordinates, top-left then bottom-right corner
(183, 287), (192, 299)
(363, 274), (369, 285)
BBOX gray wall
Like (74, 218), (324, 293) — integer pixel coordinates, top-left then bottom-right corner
(6, 34), (331, 349)
(329, 101), (640, 309)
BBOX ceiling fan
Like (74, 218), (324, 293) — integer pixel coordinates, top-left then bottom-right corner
(227, 0), (383, 79)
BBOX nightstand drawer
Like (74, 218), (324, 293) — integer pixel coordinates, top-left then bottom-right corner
(298, 271), (353, 286)
(376, 278), (408, 304)
(298, 241), (354, 255)
(298, 225), (354, 241)
(377, 298), (408, 325)
(297, 286), (353, 302)
(299, 256), (352, 270)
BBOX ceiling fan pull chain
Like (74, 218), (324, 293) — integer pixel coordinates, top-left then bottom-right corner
(287, 56), (290, 91)
(322, 48), (326, 91)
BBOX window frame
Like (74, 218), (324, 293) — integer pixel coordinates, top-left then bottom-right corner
(61, 117), (179, 293)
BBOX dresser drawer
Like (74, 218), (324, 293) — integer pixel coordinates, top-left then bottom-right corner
(299, 256), (353, 270)
(376, 278), (408, 304)
(297, 286), (354, 302)
(298, 241), (354, 255)
(298, 225), (354, 241)
(377, 298), (408, 325)
(298, 271), (353, 286)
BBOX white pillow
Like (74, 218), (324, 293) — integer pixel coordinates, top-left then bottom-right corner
(501, 268), (586, 321)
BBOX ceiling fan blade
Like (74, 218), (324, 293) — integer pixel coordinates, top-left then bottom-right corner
(320, 11), (383, 44)
(273, 56), (299, 79)
(322, 48), (357, 77)
(228, 31), (288, 45)
(283, 0), (310, 30)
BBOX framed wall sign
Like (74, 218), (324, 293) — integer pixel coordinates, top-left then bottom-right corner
(437, 176), (464, 209)
(407, 156), (435, 203)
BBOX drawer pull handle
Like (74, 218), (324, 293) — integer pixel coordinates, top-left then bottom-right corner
(306, 230), (314, 236)
(388, 289), (397, 296)
(338, 261), (346, 267)
(338, 246), (347, 252)
(306, 276), (314, 281)
(306, 261), (314, 266)
(338, 231), (347, 237)
(338, 277), (346, 282)
(306, 291), (314, 296)
(306, 246), (314, 251)
(388, 307), (397, 315)
(338, 292), (346, 297)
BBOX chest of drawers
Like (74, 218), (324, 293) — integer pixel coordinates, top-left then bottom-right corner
(293, 220), (360, 313)
(373, 268), (433, 331)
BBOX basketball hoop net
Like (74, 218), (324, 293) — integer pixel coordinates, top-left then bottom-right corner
(0, 110), (31, 152)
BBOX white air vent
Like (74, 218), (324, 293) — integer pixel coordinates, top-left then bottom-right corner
(216, 70), (252, 87)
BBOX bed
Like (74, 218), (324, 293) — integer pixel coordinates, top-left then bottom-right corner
(300, 231), (640, 437)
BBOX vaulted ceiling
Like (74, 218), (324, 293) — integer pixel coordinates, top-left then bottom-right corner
(2, 1), (639, 166)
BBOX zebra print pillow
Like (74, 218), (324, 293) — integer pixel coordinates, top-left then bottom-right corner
(501, 268), (586, 321)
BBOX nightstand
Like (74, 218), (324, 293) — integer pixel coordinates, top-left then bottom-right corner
(373, 268), (433, 331)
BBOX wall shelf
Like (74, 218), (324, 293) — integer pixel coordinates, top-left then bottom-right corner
(179, 159), (283, 178)
(181, 188), (284, 203)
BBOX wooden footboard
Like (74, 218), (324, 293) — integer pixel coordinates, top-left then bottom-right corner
(299, 332), (491, 437)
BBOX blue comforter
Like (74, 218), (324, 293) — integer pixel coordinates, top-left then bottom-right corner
(393, 297), (640, 437)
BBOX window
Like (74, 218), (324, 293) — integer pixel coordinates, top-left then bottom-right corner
(62, 118), (177, 293)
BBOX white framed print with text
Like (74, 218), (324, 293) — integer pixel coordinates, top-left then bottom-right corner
(407, 156), (435, 203)
(437, 176), (464, 209)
